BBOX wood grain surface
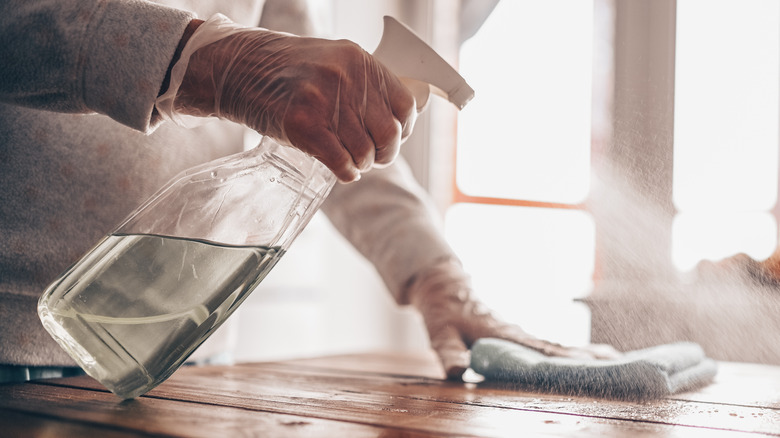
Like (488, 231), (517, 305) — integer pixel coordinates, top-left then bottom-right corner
(1, 351), (779, 437)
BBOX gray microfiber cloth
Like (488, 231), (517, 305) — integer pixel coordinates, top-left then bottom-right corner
(470, 338), (718, 400)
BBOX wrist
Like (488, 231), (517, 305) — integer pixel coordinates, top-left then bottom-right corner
(404, 258), (470, 308)
(158, 19), (205, 98)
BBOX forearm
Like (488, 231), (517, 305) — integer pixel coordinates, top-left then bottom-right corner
(321, 158), (459, 303)
(0, 0), (192, 132)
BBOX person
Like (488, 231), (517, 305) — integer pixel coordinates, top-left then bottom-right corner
(0, 0), (616, 384)
(697, 250), (780, 288)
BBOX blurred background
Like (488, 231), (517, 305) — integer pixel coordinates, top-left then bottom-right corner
(231, 0), (780, 364)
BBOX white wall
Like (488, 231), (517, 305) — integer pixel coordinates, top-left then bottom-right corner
(232, 213), (429, 363)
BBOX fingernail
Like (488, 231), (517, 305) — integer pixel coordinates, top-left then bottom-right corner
(446, 365), (468, 380)
(337, 169), (361, 184)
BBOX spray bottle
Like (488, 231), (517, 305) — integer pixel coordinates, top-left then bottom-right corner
(37, 16), (473, 399)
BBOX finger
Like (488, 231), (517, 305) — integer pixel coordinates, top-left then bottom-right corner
(429, 325), (471, 380)
(363, 101), (402, 166)
(582, 343), (623, 360)
(518, 337), (592, 359)
(338, 109), (376, 171)
(380, 68), (417, 138)
(288, 124), (361, 183)
(401, 104), (417, 141)
(490, 323), (595, 359)
(363, 70), (413, 166)
(505, 331), (612, 360)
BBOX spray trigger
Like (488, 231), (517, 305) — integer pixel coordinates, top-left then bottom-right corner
(372, 16), (475, 111)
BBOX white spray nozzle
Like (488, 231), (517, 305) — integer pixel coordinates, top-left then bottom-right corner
(372, 16), (474, 111)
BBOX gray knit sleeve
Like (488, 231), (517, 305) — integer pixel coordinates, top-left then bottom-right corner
(0, 0), (193, 132)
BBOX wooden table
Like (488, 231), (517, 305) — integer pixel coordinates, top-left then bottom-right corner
(2, 351), (780, 437)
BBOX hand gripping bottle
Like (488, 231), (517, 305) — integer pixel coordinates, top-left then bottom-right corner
(37, 16), (474, 399)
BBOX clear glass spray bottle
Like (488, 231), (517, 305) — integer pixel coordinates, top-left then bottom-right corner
(37, 16), (473, 399)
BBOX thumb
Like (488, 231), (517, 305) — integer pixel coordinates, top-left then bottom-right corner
(429, 325), (470, 380)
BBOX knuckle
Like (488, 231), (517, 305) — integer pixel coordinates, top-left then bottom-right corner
(321, 146), (353, 171)
(284, 105), (315, 129)
(373, 124), (402, 163)
(334, 39), (367, 60)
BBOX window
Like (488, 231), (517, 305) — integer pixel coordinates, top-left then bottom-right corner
(444, 0), (780, 350)
(446, 0), (597, 347)
(673, 0), (780, 271)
